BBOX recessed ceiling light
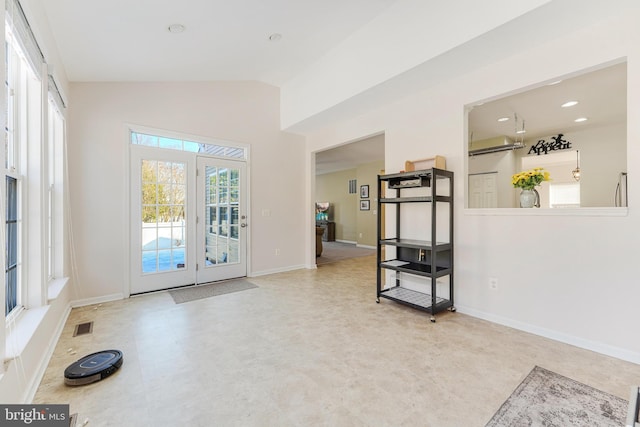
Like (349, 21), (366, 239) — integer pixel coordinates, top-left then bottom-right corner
(516, 129), (527, 134)
(547, 80), (563, 86)
(561, 101), (579, 108)
(168, 24), (185, 34)
(575, 117), (588, 122)
(497, 117), (509, 122)
(268, 33), (282, 42)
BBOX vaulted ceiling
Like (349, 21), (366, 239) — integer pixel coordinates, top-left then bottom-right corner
(36, 1), (625, 174)
(39, 0), (396, 85)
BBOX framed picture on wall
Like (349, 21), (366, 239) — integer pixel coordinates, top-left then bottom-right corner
(360, 185), (369, 198)
(360, 200), (370, 211)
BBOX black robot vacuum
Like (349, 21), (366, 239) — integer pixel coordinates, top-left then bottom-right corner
(64, 350), (123, 386)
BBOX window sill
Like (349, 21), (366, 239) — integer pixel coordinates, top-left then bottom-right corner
(5, 306), (50, 361)
(48, 277), (69, 302)
(464, 207), (629, 217)
(4, 277), (69, 362)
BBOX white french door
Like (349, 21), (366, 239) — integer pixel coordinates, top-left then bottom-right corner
(196, 157), (247, 283)
(130, 146), (247, 294)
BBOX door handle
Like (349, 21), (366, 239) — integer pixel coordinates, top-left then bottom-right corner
(241, 223), (247, 228)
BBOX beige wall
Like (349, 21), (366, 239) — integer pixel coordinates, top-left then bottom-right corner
(67, 81), (306, 300)
(356, 161), (384, 246)
(315, 169), (357, 241)
(315, 160), (383, 246)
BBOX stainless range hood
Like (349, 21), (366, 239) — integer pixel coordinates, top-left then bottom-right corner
(468, 136), (524, 157)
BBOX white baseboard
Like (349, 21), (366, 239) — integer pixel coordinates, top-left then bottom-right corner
(333, 240), (375, 250)
(456, 304), (640, 365)
(250, 264), (306, 277)
(356, 244), (376, 250)
(71, 293), (124, 308)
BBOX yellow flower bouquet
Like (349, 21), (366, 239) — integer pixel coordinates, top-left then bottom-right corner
(511, 168), (551, 190)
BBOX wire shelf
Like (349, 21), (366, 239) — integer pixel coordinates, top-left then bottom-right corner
(379, 286), (448, 311)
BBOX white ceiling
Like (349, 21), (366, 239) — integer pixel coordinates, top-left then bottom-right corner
(315, 134), (385, 175)
(468, 61), (627, 142)
(39, 0), (396, 85)
(36, 1), (625, 175)
(37, 0), (394, 175)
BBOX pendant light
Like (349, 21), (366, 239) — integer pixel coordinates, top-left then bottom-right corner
(514, 113), (526, 145)
(572, 150), (581, 181)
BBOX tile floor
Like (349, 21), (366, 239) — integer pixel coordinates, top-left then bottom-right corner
(34, 255), (640, 426)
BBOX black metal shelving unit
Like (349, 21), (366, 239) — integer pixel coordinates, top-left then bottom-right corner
(376, 168), (454, 322)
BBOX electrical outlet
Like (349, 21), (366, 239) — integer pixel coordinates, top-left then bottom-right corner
(359, 233), (363, 238)
(489, 277), (498, 290)
(275, 248), (280, 256)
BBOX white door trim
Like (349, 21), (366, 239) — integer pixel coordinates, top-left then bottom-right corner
(124, 124), (252, 296)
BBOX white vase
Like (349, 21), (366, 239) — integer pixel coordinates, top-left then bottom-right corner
(520, 189), (537, 208)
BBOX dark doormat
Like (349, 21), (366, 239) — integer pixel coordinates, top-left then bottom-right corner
(169, 279), (258, 304)
(486, 365), (628, 426)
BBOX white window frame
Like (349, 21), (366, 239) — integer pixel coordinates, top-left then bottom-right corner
(4, 24), (28, 318)
(46, 96), (65, 282)
(3, 19), (62, 317)
(549, 182), (581, 209)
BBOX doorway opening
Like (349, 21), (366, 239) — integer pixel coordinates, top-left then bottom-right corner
(314, 133), (384, 264)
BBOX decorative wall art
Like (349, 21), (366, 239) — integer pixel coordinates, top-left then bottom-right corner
(528, 133), (572, 155)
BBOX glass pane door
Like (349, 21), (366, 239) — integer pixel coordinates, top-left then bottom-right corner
(130, 147), (246, 293)
(130, 147), (195, 294)
(141, 160), (187, 273)
(197, 157), (246, 283)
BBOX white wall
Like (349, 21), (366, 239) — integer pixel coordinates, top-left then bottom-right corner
(301, 8), (640, 362)
(67, 81), (306, 301)
(280, 0), (551, 129)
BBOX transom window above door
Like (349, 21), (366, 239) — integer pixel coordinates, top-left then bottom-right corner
(130, 131), (247, 160)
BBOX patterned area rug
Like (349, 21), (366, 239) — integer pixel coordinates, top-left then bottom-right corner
(486, 366), (628, 426)
(169, 279), (258, 304)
